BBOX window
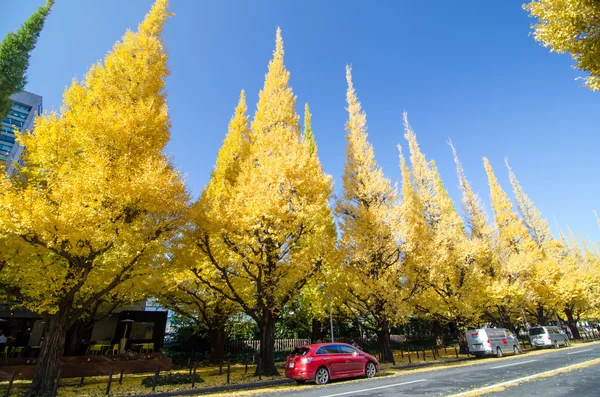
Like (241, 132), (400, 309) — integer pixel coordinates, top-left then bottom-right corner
(291, 347), (310, 357)
(338, 345), (358, 354)
(1, 126), (14, 135)
(316, 347), (326, 355)
(9, 110), (28, 119)
(129, 322), (154, 339)
(0, 136), (15, 144)
(529, 327), (545, 336)
(323, 345), (341, 354)
(2, 118), (24, 128)
(13, 103), (31, 112)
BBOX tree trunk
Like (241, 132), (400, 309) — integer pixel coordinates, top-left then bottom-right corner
(255, 313), (278, 376)
(564, 308), (580, 339)
(27, 314), (69, 397)
(375, 319), (394, 364)
(63, 318), (92, 356)
(310, 318), (327, 344)
(208, 324), (226, 364)
(535, 305), (546, 325)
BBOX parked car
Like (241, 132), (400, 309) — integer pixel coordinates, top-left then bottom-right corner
(465, 328), (520, 358)
(529, 326), (569, 348)
(285, 342), (379, 385)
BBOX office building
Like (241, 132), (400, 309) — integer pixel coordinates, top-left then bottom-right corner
(1, 91), (43, 173)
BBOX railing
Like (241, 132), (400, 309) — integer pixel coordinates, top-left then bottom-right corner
(224, 338), (311, 355)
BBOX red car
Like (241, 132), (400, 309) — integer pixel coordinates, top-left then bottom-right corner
(285, 342), (379, 385)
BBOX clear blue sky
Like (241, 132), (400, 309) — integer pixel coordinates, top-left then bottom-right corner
(3, 0), (599, 242)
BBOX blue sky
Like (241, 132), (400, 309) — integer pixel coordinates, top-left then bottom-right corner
(3, 0), (599, 242)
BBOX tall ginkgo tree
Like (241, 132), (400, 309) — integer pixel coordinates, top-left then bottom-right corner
(0, 1), (188, 395)
(402, 118), (486, 337)
(506, 161), (562, 324)
(336, 67), (414, 363)
(189, 30), (336, 376)
(483, 158), (537, 329)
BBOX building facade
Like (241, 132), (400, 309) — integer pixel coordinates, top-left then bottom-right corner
(1, 91), (43, 173)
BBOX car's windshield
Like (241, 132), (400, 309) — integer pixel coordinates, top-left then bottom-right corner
(529, 327), (545, 335)
(291, 347), (310, 356)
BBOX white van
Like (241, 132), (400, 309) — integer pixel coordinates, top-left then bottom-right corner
(528, 326), (569, 348)
(465, 328), (520, 358)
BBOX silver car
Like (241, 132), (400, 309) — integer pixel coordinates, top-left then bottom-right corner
(466, 328), (520, 358)
(528, 326), (569, 348)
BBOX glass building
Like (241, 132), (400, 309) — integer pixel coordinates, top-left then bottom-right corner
(1, 91), (43, 174)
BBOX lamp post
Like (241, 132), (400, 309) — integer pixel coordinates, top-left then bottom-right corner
(328, 291), (334, 343)
(120, 319), (134, 353)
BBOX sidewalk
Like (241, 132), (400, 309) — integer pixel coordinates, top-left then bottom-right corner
(134, 378), (294, 397)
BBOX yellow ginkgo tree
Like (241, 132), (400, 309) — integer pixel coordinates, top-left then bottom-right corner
(402, 120), (487, 339)
(187, 30), (336, 376)
(336, 67), (417, 363)
(0, 1), (188, 395)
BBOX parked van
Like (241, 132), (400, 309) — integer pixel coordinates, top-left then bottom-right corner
(465, 328), (520, 358)
(528, 326), (569, 348)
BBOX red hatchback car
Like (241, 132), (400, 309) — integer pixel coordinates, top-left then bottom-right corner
(285, 342), (379, 385)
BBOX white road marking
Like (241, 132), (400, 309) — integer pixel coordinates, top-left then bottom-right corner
(567, 348), (593, 355)
(320, 379), (427, 397)
(447, 358), (600, 397)
(490, 359), (537, 369)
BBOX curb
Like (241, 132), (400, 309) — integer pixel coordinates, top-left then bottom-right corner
(391, 357), (472, 371)
(133, 378), (294, 397)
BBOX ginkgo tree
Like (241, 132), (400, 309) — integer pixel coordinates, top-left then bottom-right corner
(401, 119), (487, 340)
(187, 29), (336, 376)
(336, 67), (417, 363)
(0, 1), (188, 395)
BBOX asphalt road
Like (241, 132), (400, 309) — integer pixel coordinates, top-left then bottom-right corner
(262, 342), (600, 397)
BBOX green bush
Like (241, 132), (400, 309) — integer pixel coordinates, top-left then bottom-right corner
(141, 373), (203, 388)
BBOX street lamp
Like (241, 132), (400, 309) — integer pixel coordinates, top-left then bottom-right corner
(318, 284), (334, 343)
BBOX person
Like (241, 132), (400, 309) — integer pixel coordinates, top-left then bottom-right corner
(0, 331), (7, 353)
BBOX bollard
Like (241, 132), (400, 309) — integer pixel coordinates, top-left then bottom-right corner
(455, 346), (459, 358)
(416, 349), (420, 359)
(432, 347), (436, 360)
(51, 368), (62, 397)
(119, 368), (124, 384)
(422, 348), (426, 362)
(187, 357), (191, 369)
(407, 350), (412, 364)
(152, 366), (160, 392)
(219, 361), (223, 375)
(444, 346), (448, 355)
(78, 376), (85, 388)
(4, 371), (15, 397)
(258, 357), (262, 381)
(245, 357), (248, 373)
(227, 360), (231, 384)
(400, 349), (404, 360)
(191, 362), (198, 388)
(105, 366), (114, 396)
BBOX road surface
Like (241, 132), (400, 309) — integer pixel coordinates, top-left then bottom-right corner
(262, 342), (600, 396)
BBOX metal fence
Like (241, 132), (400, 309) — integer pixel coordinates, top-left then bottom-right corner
(224, 338), (311, 355)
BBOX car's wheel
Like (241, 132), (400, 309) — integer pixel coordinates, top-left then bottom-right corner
(554, 340), (559, 349)
(315, 367), (329, 385)
(365, 361), (377, 378)
(496, 347), (503, 358)
(295, 379), (306, 384)
(564, 339), (569, 347)
(513, 345), (519, 355)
